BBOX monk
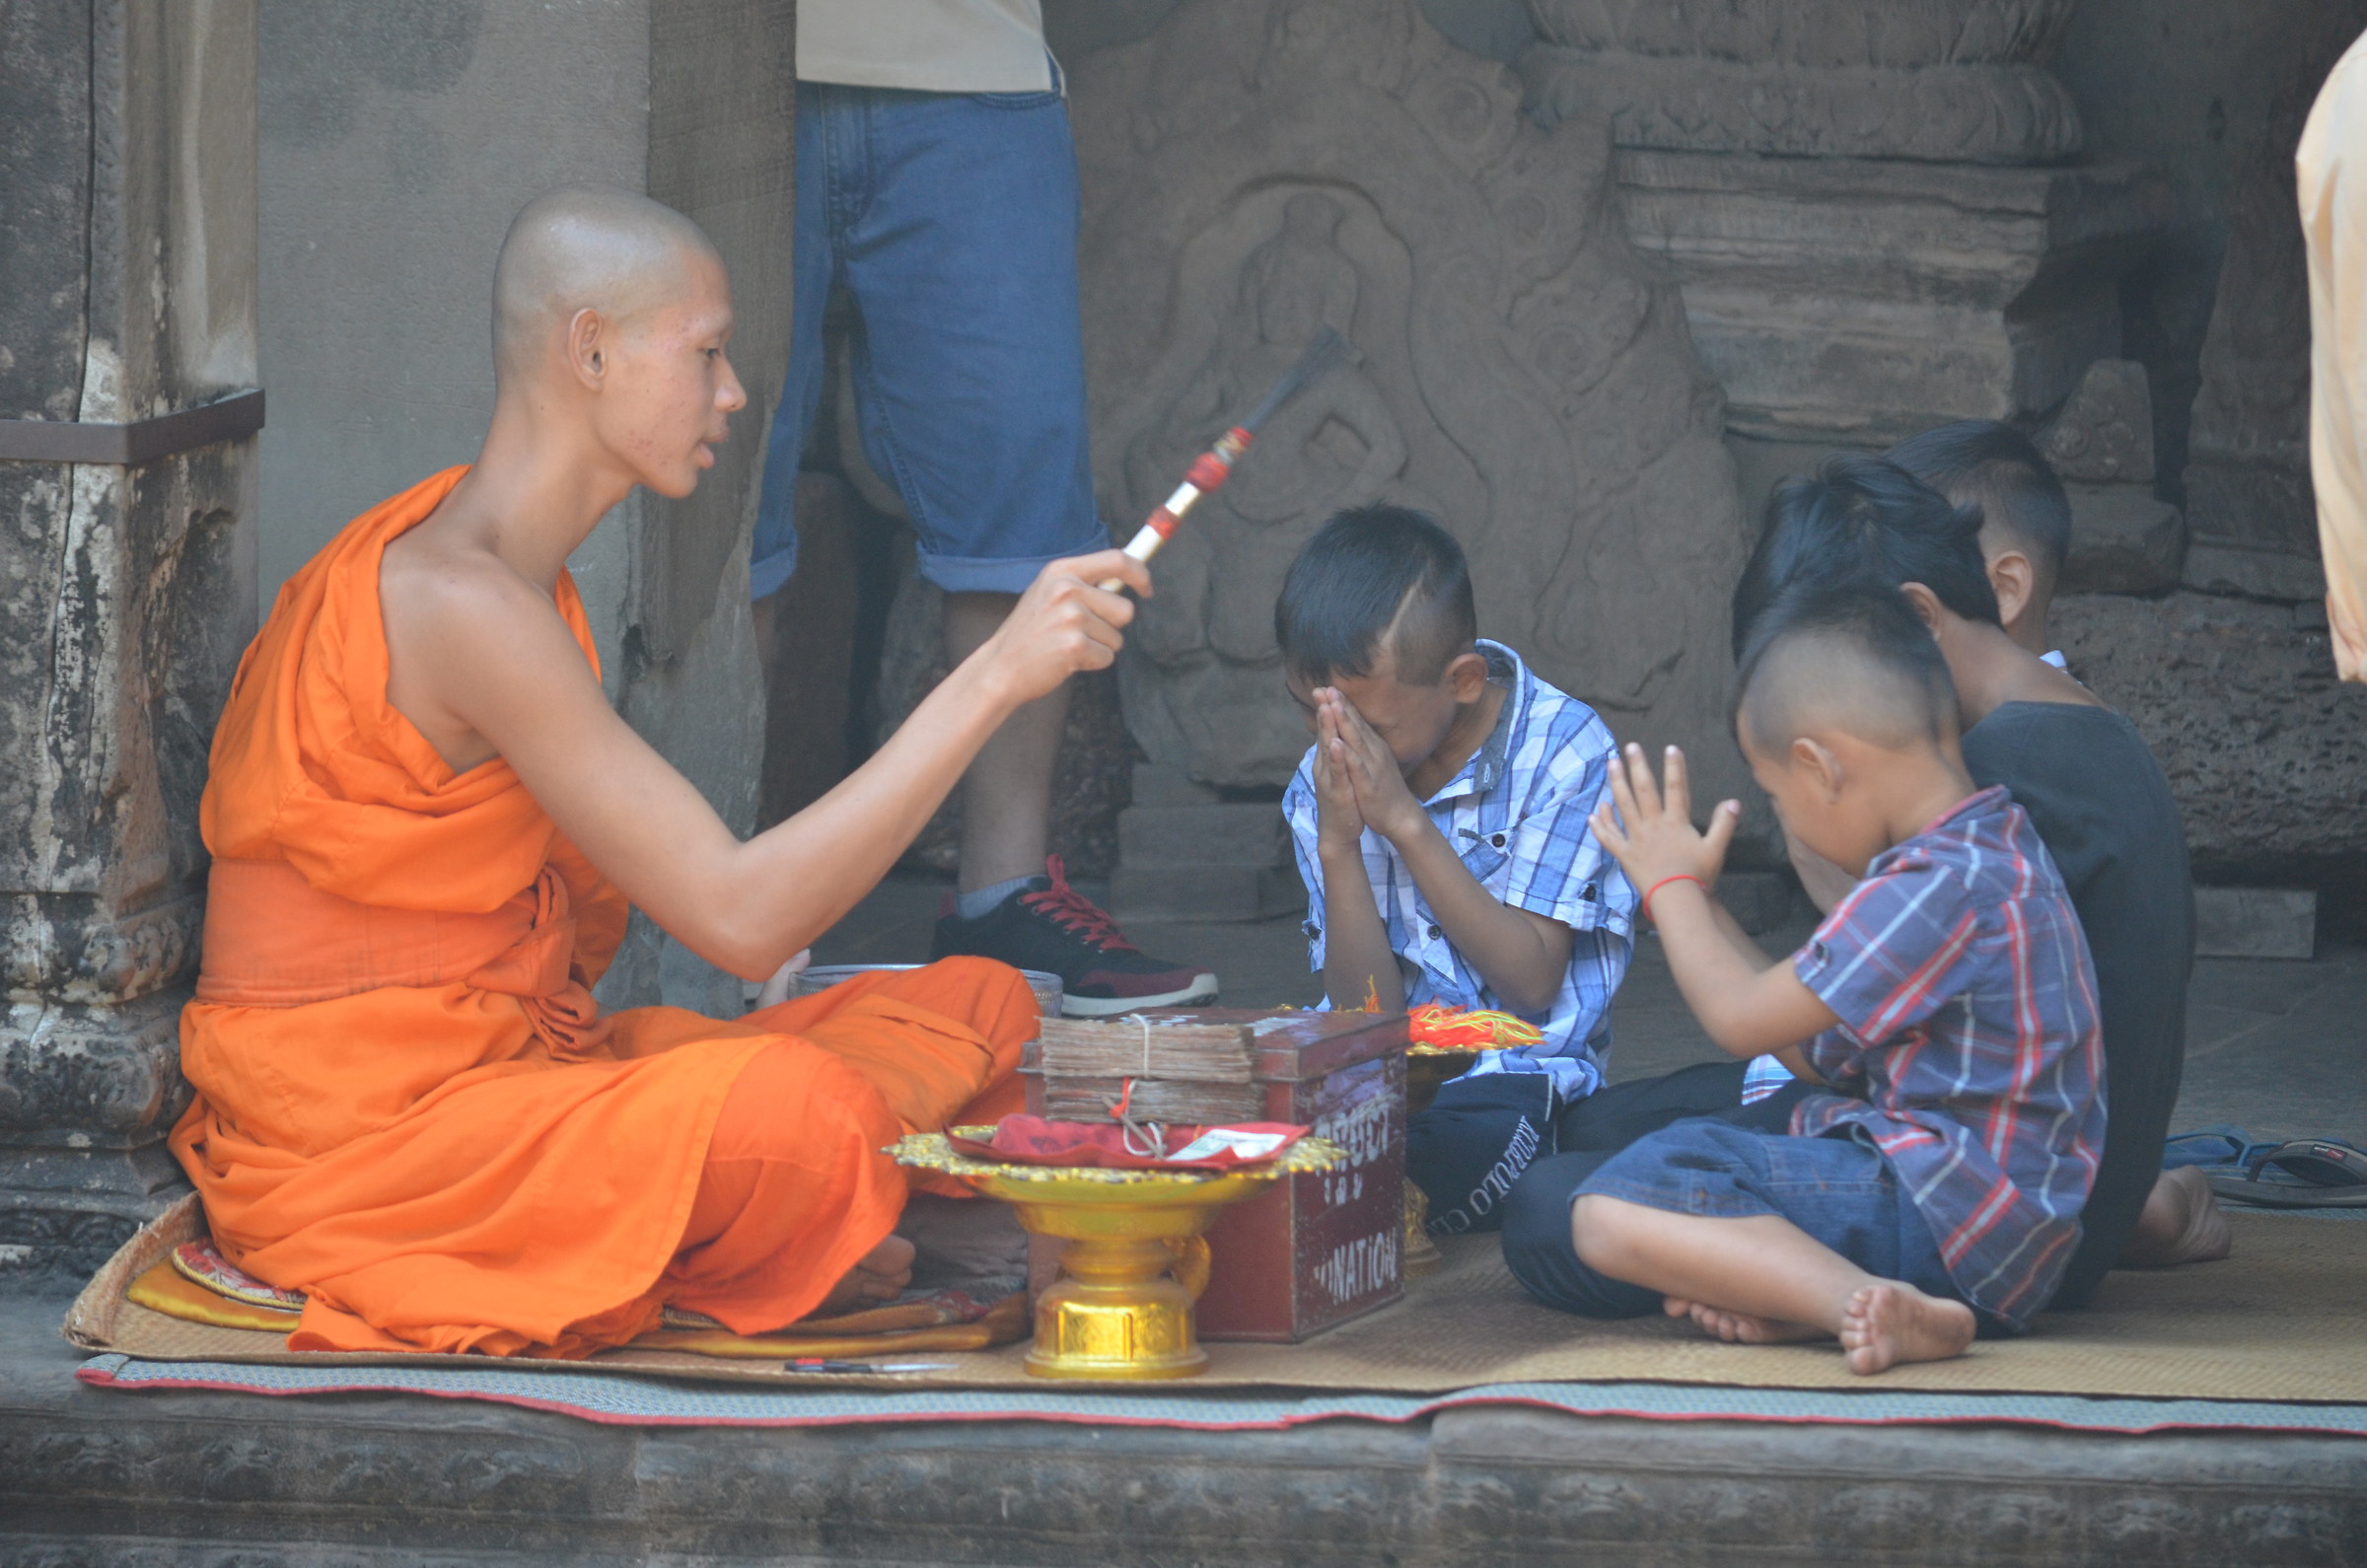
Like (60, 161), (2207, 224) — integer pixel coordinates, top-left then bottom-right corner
(168, 185), (1153, 1358)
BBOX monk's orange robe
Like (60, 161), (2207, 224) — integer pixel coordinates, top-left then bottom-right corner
(171, 465), (1028, 1357)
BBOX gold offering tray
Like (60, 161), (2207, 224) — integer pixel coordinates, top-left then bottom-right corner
(892, 1128), (1344, 1380)
(892, 1129), (1344, 1187)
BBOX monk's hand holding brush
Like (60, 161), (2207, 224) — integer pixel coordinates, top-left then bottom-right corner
(972, 548), (1151, 703)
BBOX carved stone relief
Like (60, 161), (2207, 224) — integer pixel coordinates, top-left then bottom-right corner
(2041, 359), (2156, 485)
(1072, 0), (1749, 799)
(2039, 360), (2187, 597)
(1520, 0), (2084, 165)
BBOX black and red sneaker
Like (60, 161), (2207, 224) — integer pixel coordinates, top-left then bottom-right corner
(931, 856), (1219, 1018)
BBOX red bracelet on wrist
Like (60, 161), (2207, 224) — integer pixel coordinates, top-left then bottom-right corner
(1641, 873), (1705, 926)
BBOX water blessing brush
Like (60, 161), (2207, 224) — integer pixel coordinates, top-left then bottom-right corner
(1098, 326), (1350, 592)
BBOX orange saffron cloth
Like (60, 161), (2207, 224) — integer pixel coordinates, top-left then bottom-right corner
(170, 466), (1027, 1358)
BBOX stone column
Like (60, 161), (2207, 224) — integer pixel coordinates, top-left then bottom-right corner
(1520, 0), (2174, 503)
(0, 0), (261, 1284)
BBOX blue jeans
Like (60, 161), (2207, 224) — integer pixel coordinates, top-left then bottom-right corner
(752, 75), (1108, 601)
(1501, 1117), (1966, 1321)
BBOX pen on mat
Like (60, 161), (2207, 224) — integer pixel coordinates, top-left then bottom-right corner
(785, 1359), (955, 1374)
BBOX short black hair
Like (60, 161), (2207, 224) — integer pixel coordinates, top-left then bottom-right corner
(1735, 580), (1960, 754)
(1730, 453), (1999, 659)
(1885, 419), (2071, 583)
(1274, 505), (1478, 685)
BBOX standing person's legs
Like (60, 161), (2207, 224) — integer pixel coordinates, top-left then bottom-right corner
(830, 81), (1214, 1014)
(942, 592), (1067, 891)
(750, 84), (841, 663)
(834, 81), (1102, 899)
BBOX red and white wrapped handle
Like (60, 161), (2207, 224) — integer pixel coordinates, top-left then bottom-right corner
(1098, 428), (1253, 591)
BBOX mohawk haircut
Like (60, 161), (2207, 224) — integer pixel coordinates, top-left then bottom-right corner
(1886, 419), (2072, 584)
(1735, 581), (1960, 756)
(1731, 453), (1998, 660)
(1274, 505), (1478, 685)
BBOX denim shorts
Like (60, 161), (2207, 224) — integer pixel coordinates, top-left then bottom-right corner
(1501, 1116), (1966, 1322)
(751, 75), (1109, 601)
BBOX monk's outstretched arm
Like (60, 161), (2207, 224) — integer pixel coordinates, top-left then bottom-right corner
(389, 547), (1151, 979)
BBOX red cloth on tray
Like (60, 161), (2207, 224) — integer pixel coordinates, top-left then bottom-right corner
(951, 1116), (1308, 1171)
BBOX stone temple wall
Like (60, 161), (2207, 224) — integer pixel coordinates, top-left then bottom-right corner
(2057, 2), (2367, 890)
(253, 0), (797, 1014)
(1073, 0), (1748, 800)
(1042, 0), (2367, 902)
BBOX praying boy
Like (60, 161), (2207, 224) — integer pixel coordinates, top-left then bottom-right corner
(1275, 506), (1636, 1232)
(1555, 583), (2104, 1372)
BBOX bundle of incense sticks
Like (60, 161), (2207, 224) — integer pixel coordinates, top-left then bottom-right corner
(1033, 1014), (1256, 1085)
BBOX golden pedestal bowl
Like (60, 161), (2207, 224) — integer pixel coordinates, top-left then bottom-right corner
(892, 1129), (1345, 1381)
(1405, 1042), (1483, 1116)
(1400, 1044), (1485, 1279)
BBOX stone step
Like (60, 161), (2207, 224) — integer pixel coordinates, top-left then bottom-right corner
(2194, 887), (2318, 961)
(4, 1296), (2362, 1567)
(1111, 864), (1306, 925)
(1116, 802), (1290, 871)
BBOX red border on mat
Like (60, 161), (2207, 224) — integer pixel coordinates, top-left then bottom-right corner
(70, 1364), (2367, 1440)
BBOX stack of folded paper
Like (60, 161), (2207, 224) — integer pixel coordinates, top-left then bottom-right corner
(1027, 1012), (1261, 1123)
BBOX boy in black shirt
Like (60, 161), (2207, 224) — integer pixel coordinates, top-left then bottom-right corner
(1888, 424), (2224, 1289)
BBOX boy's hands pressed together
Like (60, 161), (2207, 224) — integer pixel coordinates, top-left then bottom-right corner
(1589, 744), (1741, 893)
(1310, 699), (1369, 861)
(1316, 688), (1426, 843)
(1307, 683), (1575, 1017)
(1309, 687), (1398, 1013)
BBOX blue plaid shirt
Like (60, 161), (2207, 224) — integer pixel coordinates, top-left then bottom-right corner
(1283, 640), (1636, 1100)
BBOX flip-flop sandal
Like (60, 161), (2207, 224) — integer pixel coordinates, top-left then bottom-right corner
(2162, 1126), (2283, 1172)
(2205, 1138), (2367, 1209)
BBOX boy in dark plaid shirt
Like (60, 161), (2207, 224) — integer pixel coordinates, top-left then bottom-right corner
(1556, 583), (2104, 1374)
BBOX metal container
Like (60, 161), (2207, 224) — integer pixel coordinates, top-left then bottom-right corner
(791, 962), (1065, 1020)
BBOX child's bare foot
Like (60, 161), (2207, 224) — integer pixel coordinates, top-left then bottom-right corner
(817, 1233), (916, 1316)
(1838, 1283), (1975, 1374)
(2118, 1166), (2233, 1268)
(1669, 1297), (1826, 1343)
(1664, 1295), (1823, 1342)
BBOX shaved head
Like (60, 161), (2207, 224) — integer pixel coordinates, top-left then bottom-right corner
(491, 185), (722, 383)
(1736, 583), (1958, 756)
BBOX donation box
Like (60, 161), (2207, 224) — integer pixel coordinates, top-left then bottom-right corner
(1194, 1009), (1407, 1342)
(1022, 1008), (1408, 1344)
